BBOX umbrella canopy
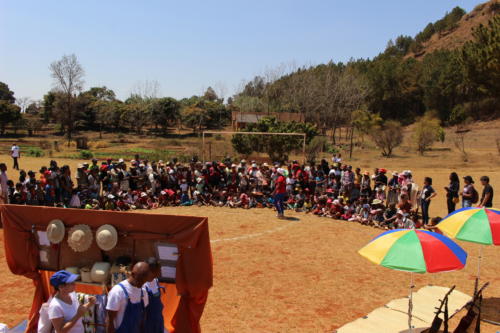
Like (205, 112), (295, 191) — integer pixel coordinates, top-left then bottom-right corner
(438, 207), (500, 245)
(359, 229), (467, 274)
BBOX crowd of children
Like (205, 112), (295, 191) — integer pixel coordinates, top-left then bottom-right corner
(0, 154), (443, 230)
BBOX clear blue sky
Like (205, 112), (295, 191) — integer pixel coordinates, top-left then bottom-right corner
(0, 0), (480, 102)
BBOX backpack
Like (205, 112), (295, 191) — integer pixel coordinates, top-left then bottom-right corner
(471, 186), (479, 204)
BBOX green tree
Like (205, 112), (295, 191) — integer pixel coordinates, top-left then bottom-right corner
(351, 109), (382, 142)
(0, 101), (21, 135)
(42, 91), (58, 122)
(151, 97), (181, 134)
(419, 50), (464, 121)
(0, 82), (16, 103)
(181, 105), (210, 133)
(96, 100), (125, 132)
(231, 117), (318, 161)
(369, 120), (404, 157)
(122, 98), (150, 134)
(412, 114), (443, 155)
(203, 87), (219, 102)
(459, 16), (500, 102)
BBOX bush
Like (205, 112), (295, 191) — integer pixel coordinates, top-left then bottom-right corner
(92, 140), (109, 149)
(27, 146), (45, 157)
(231, 117), (318, 162)
(369, 120), (404, 157)
(79, 150), (94, 159)
(412, 114), (443, 155)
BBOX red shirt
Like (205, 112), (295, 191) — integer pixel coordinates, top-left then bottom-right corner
(275, 175), (286, 194)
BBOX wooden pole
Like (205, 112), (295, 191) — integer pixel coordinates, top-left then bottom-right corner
(408, 272), (414, 333)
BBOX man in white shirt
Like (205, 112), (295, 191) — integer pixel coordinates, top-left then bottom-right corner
(11, 143), (20, 170)
(106, 261), (150, 333)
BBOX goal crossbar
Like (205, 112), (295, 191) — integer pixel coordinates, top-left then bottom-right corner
(201, 131), (307, 162)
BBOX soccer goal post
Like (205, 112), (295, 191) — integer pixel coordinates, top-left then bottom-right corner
(201, 130), (307, 163)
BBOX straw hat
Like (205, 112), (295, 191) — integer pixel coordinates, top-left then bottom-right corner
(91, 262), (111, 283)
(96, 224), (118, 251)
(372, 199), (382, 205)
(46, 219), (65, 244)
(67, 224), (93, 252)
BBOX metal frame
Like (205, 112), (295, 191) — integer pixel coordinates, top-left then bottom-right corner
(201, 130), (307, 163)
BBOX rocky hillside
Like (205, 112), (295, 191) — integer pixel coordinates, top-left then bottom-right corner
(407, 0), (499, 58)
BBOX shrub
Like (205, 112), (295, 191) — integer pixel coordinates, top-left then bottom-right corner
(92, 140), (109, 149)
(369, 120), (404, 157)
(412, 114), (443, 155)
(27, 146), (45, 157)
(79, 150), (94, 159)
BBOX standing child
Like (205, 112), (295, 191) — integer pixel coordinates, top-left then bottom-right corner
(420, 177), (437, 226)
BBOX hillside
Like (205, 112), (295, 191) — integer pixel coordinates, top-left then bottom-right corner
(408, 0), (499, 58)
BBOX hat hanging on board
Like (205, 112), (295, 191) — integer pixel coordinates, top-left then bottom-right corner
(67, 224), (93, 252)
(46, 219), (65, 244)
(96, 224), (118, 251)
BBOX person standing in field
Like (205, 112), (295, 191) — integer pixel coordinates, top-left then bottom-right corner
(11, 143), (20, 170)
(479, 176), (494, 208)
(444, 172), (460, 214)
(272, 168), (287, 219)
(0, 163), (9, 204)
(420, 177), (437, 225)
(461, 176), (475, 208)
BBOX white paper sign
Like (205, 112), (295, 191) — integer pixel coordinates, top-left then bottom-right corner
(161, 266), (176, 279)
(37, 231), (50, 246)
(39, 250), (49, 263)
(157, 245), (178, 261)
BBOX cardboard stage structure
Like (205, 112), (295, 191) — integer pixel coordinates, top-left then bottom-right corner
(1, 204), (213, 333)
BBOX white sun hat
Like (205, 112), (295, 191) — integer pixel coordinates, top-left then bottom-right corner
(67, 224), (93, 252)
(95, 224), (118, 251)
(46, 219), (65, 244)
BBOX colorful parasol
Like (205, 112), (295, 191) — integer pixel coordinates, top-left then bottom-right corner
(359, 229), (467, 332)
(359, 229), (467, 273)
(437, 206), (499, 294)
(437, 207), (500, 245)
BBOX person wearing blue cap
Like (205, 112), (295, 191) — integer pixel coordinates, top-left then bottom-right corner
(48, 270), (96, 333)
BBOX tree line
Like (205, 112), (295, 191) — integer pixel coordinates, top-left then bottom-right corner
(233, 8), (499, 134)
(0, 55), (232, 143)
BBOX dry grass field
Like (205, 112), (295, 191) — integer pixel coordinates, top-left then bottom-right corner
(0, 120), (499, 332)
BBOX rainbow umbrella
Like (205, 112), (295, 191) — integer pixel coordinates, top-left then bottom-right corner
(359, 229), (467, 332)
(437, 207), (500, 245)
(438, 207), (500, 294)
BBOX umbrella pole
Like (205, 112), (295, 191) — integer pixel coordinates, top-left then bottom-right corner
(408, 272), (414, 333)
(474, 245), (483, 296)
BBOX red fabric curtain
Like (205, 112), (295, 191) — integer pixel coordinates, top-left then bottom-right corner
(0, 204), (212, 333)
